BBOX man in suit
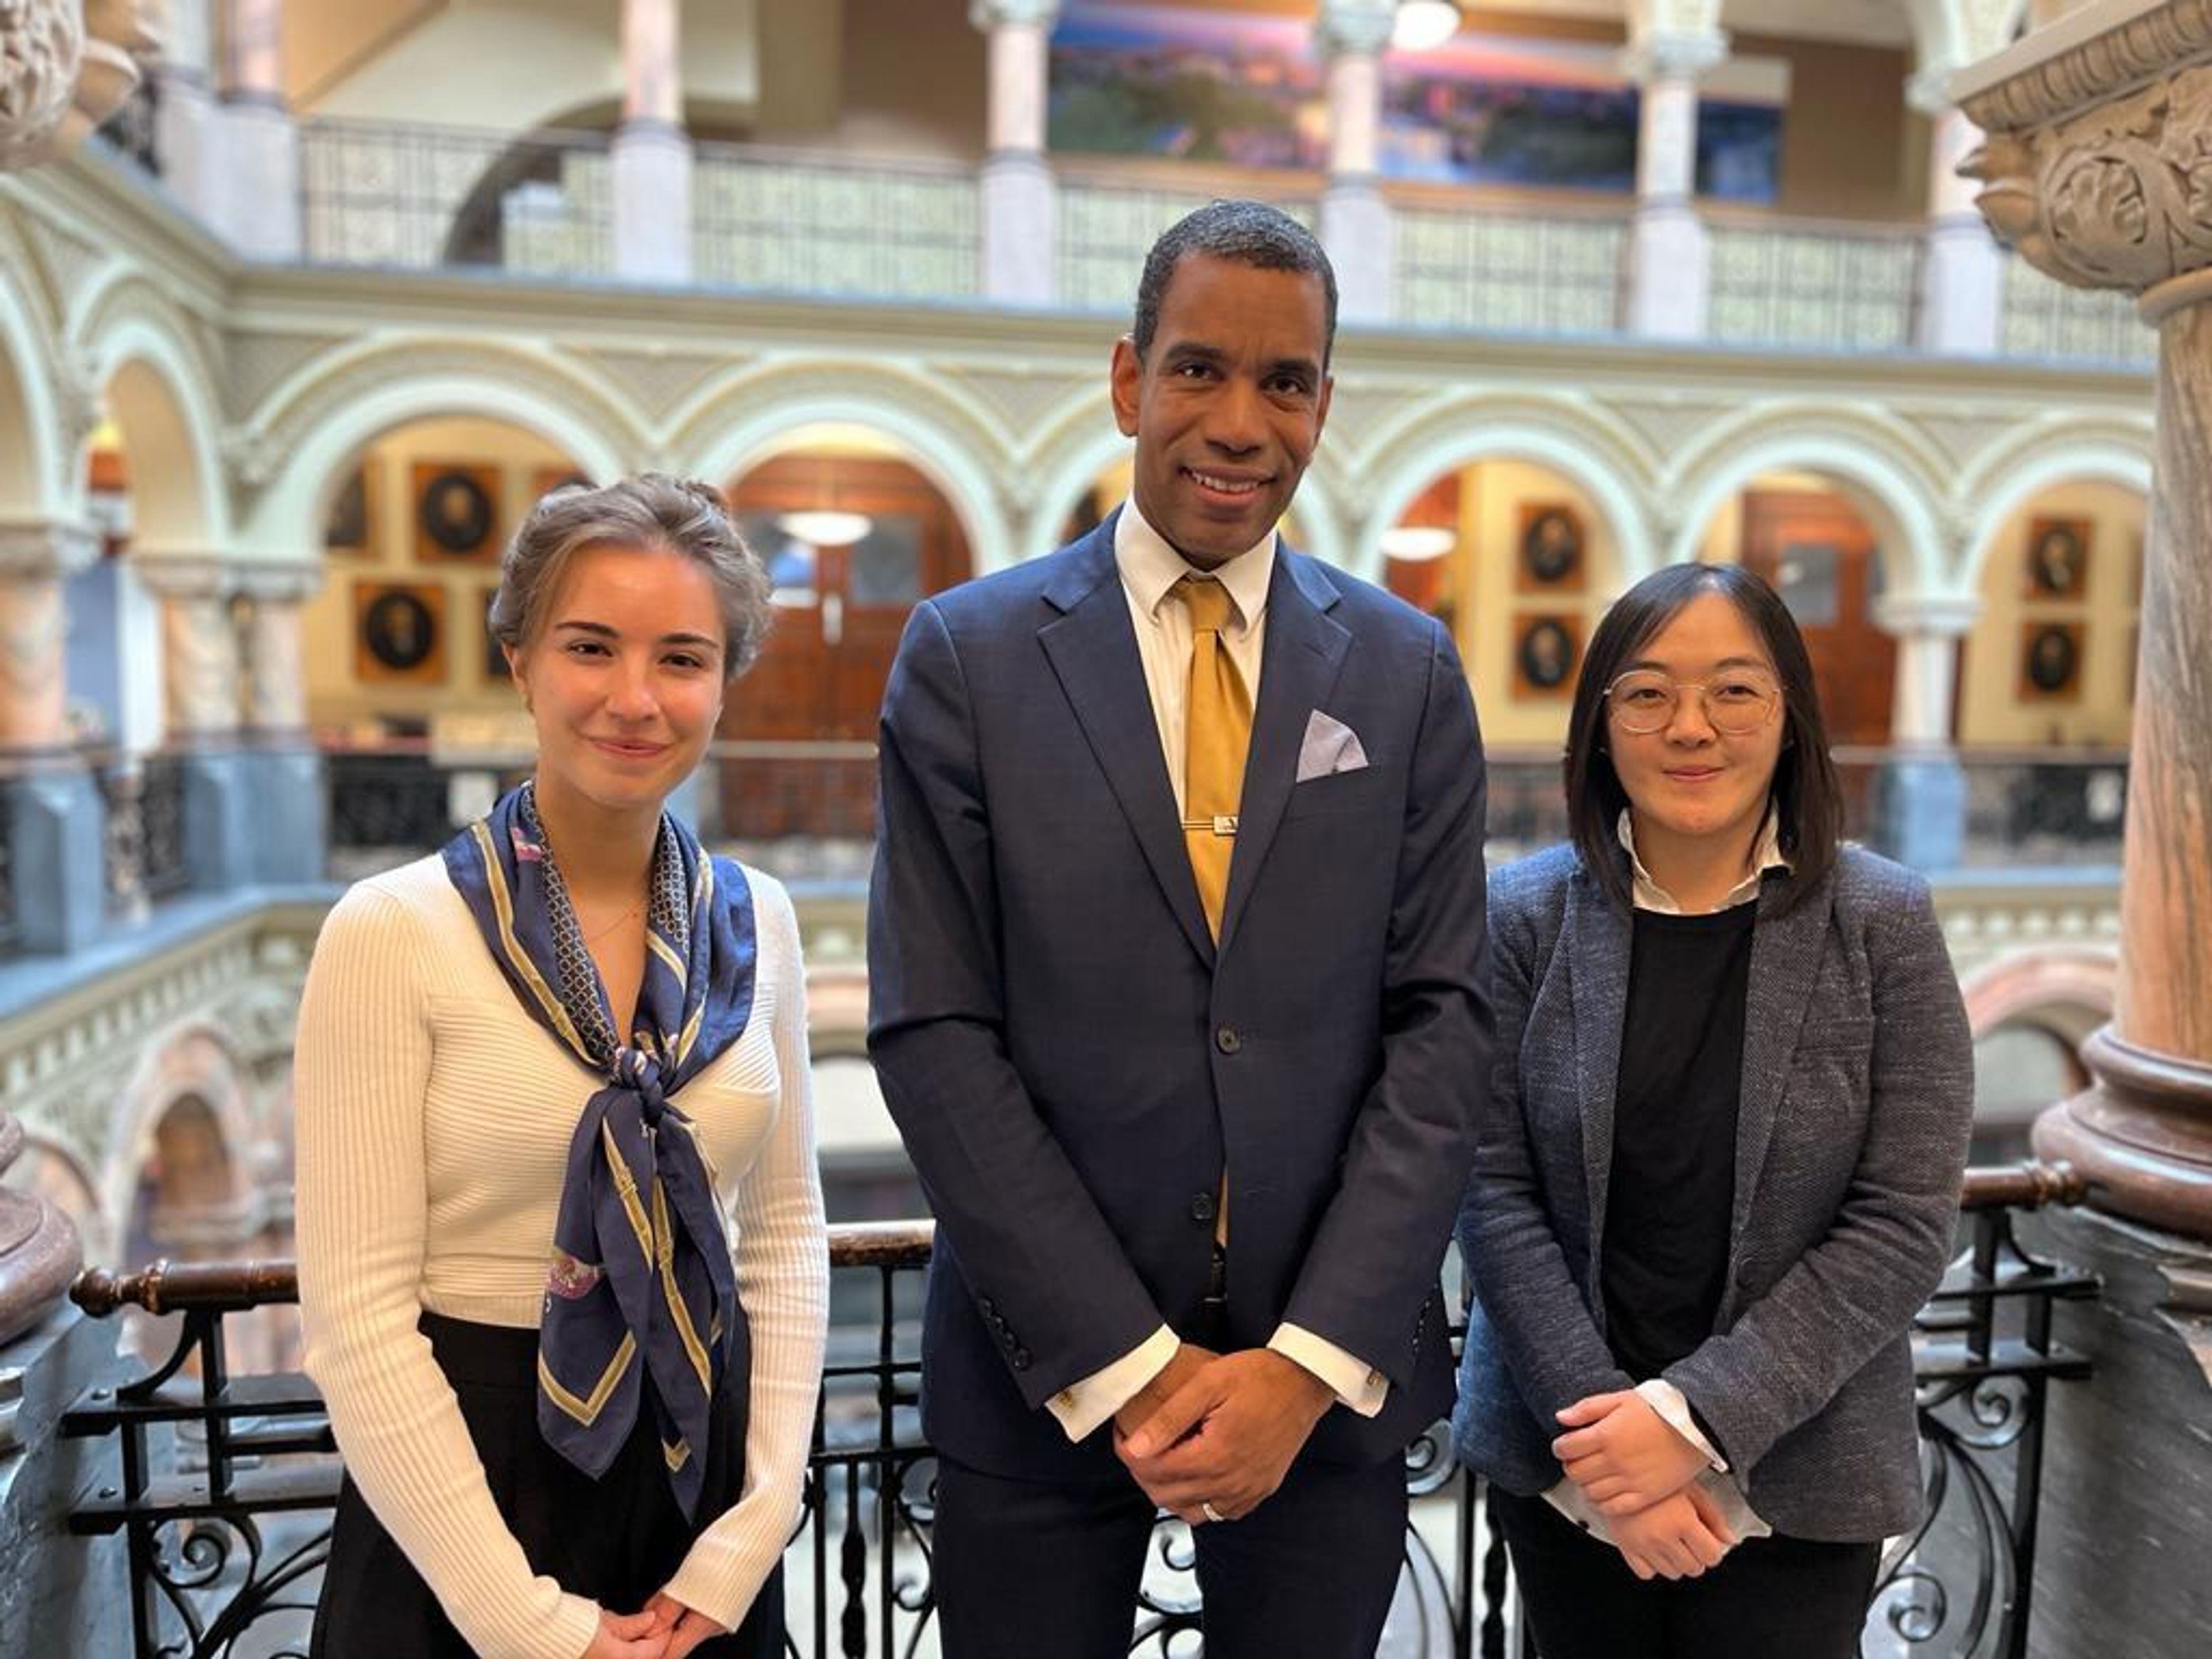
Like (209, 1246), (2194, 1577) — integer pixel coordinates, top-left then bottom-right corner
(866, 200), (1491, 1657)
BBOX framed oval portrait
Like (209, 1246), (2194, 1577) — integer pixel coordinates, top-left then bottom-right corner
(1514, 613), (1580, 697)
(2024, 517), (2089, 600)
(1518, 504), (1584, 590)
(2019, 621), (2082, 700)
(414, 462), (501, 561)
(357, 582), (447, 683)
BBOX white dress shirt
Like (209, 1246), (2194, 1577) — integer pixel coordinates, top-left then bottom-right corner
(1041, 501), (1389, 1442)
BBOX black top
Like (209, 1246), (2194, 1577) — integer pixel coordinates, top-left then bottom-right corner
(1602, 901), (1758, 1382)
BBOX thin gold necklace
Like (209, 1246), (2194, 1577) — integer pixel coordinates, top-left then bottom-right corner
(577, 898), (643, 945)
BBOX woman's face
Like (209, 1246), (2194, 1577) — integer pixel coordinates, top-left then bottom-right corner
(507, 540), (726, 823)
(1604, 590), (1786, 861)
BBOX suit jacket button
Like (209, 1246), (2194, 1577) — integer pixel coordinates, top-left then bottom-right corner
(979, 1296), (997, 1315)
(1013, 1349), (1033, 1370)
(1214, 1026), (1241, 1055)
(1190, 1192), (1217, 1224)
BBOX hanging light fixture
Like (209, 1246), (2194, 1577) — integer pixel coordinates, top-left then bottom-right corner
(1391, 1), (1462, 53)
(775, 509), (873, 547)
(1378, 525), (1457, 562)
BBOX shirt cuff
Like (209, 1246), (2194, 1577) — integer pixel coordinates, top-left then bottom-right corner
(1268, 1324), (1387, 1418)
(1045, 1325), (1180, 1443)
(1637, 1378), (1728, 1472)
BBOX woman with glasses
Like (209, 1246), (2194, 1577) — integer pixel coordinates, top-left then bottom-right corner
(1452, 562), (1973, 1658)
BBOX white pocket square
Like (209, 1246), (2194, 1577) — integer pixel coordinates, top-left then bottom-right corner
(1297, 710), (1369, 783)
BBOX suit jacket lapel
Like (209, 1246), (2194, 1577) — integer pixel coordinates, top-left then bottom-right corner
(1727, 873), (1832, 1297)
(1565, 866), (1630, 1294)
(1036, 520), (1216, 969)
(1216, 550), (1350, 953)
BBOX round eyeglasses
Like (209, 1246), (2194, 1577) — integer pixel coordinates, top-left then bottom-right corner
(1604, 667), (1781, 735)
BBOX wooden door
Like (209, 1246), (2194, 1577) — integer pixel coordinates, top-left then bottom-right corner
(722, 455), (971, 838)
(1738, 490), (1895, 747)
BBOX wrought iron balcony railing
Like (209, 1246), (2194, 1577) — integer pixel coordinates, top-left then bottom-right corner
(56, 1165), (2093, 1658)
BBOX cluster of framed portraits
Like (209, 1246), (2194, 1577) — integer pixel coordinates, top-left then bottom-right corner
(2018, 516), (2089, 702)
(1513, 502), (1585, 699)
(328, 459), (592, 687)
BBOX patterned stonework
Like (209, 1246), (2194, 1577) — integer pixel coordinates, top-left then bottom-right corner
(0, 0), (82, 169)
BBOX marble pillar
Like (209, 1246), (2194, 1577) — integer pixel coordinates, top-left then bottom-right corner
(137, 557), (252, 892)
(612, 0), (692, 284)
(973, 0), (1061, 308)
(238, 566), (325, 886)
(1315, 1), (1396, 326)
(212, 0), (300, 260)
(1911, 75), (2004, 356)
(1956, 7), (2212, 1648)
(0, 521), (104, 954)
(151, 0), (217, 215)
(1868, 594), (1976, 872)
(1622, 29), (1727, 341)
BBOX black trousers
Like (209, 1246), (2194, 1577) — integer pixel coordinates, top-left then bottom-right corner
(933, 1445), (1407, 1659)
(1488, 1487), (1881, 1659)
(311, 1312), (782, 1658)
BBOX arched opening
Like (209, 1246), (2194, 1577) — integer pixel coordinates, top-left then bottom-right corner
(1957, 477), (2142, 861)
(121, 1094), (241, 1363)
(718, 427), (975, 845)
(298, 414), (591, 865)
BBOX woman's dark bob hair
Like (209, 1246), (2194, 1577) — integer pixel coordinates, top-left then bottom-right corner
(1564, 562), (1842, 913)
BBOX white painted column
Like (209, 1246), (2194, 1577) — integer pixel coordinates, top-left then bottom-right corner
(1911, 74), (2004, 355)
(972, 0), (1061, 308)
(153, 0), (219, 221)
(212, 0), (301, 259)
(612, 0), (694, 284)
(1315, 1), (1397, 325)
(1622, 29), (1727, 340)
(1869, 592), (1978, 871)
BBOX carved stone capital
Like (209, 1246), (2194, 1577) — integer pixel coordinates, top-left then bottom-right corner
(1620, 27), (1730, 88)
(0, 0), (84, 169)
(232, 560), (323, 607)
(1313, 0), (1399, 63)
(968, 0), (1060, 32)
(1958, 2), (2212, 294)
(132, 553), (241, 601)
(0, 518), (99, 581)
(1870, 592), (1983, 639)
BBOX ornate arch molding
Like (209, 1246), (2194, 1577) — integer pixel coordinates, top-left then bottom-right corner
(237, 338), (647, 552)
(1953, 417), (2153, 590)
(1664, 405), (1953, 592)
(670, 360), (1019, 576)
(71, 279), (232, 547)
(1960, 944), (2118, 1042)
(100, 1022), (260, 1256)
(0, 215), (69, 514)
(1336, 392), (1658, 587)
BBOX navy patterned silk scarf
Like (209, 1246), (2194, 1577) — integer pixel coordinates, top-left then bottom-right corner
(441, 782), (757, 1520)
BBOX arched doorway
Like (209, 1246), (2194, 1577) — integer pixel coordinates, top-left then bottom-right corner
(720, 430), (974, 841)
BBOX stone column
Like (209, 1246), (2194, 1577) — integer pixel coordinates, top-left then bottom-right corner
(152, 0), (218, 217)
(972, 0), (1060, 308)
(1620, 29), (1726, 340)
(237, 565), (325, 885)
(1958, 11), (2212, 1650)
(136, 556), (253, 892)
(1911, 73), (2004, 355)
(1314, 1), (1397, 325)
(612, 0), (693, 284)
(1868, 593), (1977, 870)
(0, 521), (105, 954)
(211, 0), (300, 259)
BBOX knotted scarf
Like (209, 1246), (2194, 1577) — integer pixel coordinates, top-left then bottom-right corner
(441, 782), (756, 1520)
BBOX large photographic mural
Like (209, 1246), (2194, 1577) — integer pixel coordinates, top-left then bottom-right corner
(1047, 2), (1783, 202)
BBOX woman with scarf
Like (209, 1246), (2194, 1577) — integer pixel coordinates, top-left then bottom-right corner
(295, 475), (828, 1659)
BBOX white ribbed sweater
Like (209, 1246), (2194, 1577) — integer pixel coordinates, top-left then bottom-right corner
(293, 854), (828, 1659)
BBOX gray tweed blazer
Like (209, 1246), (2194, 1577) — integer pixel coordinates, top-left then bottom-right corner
(1451, 842), (1974, 1542)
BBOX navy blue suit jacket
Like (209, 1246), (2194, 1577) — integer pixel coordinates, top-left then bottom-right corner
(867, 515), (1492, 1482)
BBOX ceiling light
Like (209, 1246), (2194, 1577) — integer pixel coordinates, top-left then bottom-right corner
(775, 510), (872, 547)
(1380, 525), (1457, 562)
(1391, 1), (1461, 53)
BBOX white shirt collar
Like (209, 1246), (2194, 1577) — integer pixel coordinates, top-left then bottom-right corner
(1113, 498), (1275, 637)
(1616, 809), (1790, 915)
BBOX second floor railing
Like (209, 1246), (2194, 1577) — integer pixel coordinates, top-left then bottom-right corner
(57, 1165), (2094, 1659)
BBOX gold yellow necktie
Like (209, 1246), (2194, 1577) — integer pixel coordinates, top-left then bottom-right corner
(1175, 575), (1252, 941)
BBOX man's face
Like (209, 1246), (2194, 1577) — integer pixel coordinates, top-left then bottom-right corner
(1109, 253), (1332, 570)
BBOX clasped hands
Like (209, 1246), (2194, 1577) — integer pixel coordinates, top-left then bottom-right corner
(581, 1592), (728, 1659)
(1551, 1389), (1736, 1582)
(1111, 1342), (1335, 1525)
